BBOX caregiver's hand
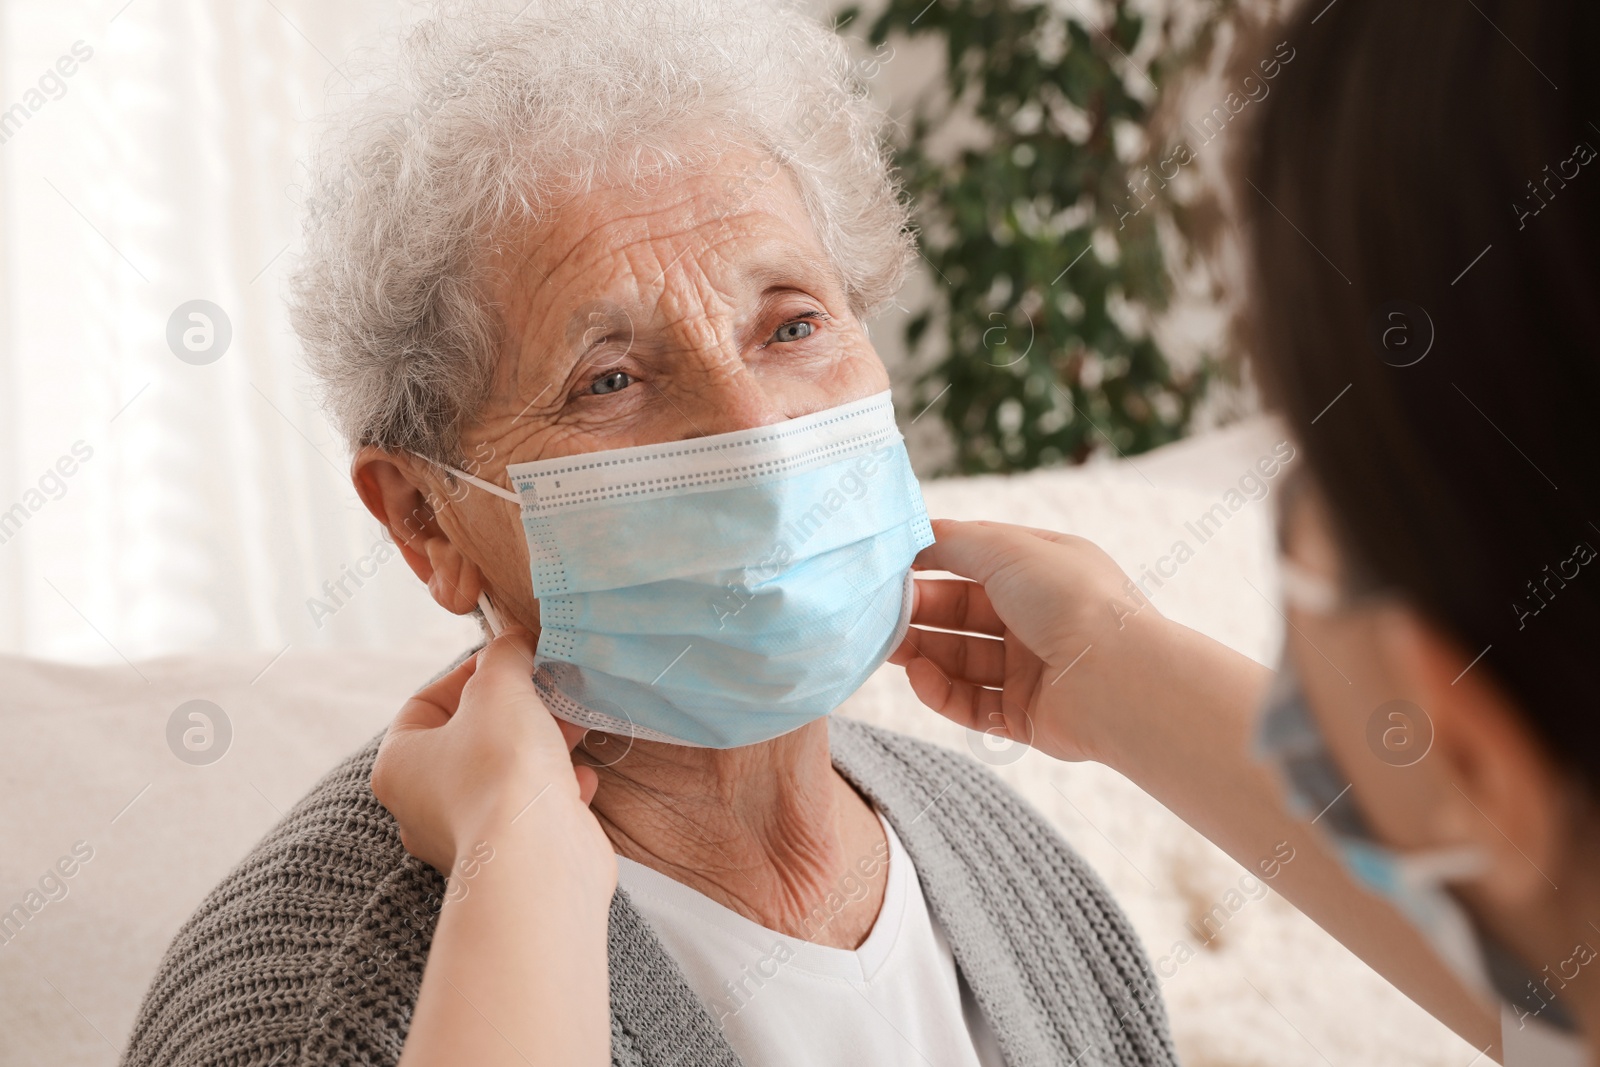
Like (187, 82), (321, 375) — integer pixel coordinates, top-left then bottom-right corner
(372, 629), (614, 1067)
(889, 517), (1176, 767)
(892, 519), (1501, 1057)
(371, 628), (609, 875)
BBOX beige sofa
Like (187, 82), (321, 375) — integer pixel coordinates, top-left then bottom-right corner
(0, 419), (1477, 1066)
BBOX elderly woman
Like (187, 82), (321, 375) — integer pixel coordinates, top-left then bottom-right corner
(121, 2), (1174, 1065)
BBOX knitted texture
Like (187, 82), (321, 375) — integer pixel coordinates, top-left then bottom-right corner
(121, 690), (1175, 1066)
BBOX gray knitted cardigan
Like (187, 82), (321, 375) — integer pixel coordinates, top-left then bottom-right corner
(121, 685), (1176, 1066)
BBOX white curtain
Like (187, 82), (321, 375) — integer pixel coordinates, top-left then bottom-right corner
(0, 0), (481, 666)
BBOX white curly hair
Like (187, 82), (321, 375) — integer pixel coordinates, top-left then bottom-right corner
(289, 0), (915, 463)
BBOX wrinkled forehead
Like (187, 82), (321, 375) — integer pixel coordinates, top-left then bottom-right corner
(485, 144), (836, 353)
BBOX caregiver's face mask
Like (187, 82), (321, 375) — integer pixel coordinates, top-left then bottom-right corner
(1257, 561), (1586, 1066)
(423, 390), (934, 748)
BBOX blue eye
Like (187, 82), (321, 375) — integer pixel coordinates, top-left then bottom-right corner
(590, 370), (633, 395)
(772, 319), (815, 343)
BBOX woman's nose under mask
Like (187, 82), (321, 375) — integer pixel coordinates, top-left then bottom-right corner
(422, 390), (934, 748)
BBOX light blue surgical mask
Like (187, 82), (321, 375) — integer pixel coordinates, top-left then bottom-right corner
(1256, 600), (1585, 1064)
(423, 390), (934, 748)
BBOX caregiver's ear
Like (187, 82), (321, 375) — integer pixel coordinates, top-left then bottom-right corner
(350, 446), (483, 615)
(1392, 608), (1570, 905)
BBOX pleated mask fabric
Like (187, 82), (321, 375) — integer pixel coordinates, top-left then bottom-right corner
(435, 390), (935, 748)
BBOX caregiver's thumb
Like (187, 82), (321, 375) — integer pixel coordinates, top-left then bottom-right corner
(894, 518), (1163, 764)
(913, 518), (1147, 647)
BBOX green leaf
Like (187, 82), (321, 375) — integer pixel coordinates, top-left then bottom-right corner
(858, 0), (1225, 475)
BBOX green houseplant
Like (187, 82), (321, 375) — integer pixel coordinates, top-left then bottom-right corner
(843, 0), (1242, 473)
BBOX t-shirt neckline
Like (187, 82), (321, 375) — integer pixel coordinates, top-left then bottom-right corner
(615, 810), (908, 983)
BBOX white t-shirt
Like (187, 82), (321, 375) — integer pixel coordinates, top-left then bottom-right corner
(616, 813), (1005, 1067)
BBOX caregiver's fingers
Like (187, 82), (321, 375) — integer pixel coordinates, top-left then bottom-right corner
(390, 654), (478, 733)
(472, 629), (590, 752)
(971, 519), (1081, 546)
(892, 626), (1007, 687)
(575, 765), (600, 807)
(470, 628), (540, 699)
(470, 629), (596, 760)
(902, 657), (1007, 733)
(912, 518), (1054, 581)
(908, 577), (1005, 636)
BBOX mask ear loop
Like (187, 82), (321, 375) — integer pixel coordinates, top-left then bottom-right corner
(477, 591), (506, 638)
(408, 450), (521, 637)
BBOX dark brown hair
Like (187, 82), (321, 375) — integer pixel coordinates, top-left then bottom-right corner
(1243, 1), (1600, 780)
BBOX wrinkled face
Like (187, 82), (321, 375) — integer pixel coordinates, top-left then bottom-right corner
(431, 145), (889, 628)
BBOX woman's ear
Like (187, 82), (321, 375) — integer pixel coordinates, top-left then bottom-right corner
(1397, 611), (1568, 905)
(351, 447), (483, 615)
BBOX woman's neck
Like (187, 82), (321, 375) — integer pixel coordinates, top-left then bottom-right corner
(584, 719), (888, 950)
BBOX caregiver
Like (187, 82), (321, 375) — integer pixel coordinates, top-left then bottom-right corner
(893, 0), (1600, 1063)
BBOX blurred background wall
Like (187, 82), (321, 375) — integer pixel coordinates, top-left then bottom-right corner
(1, 0), (488, 667)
